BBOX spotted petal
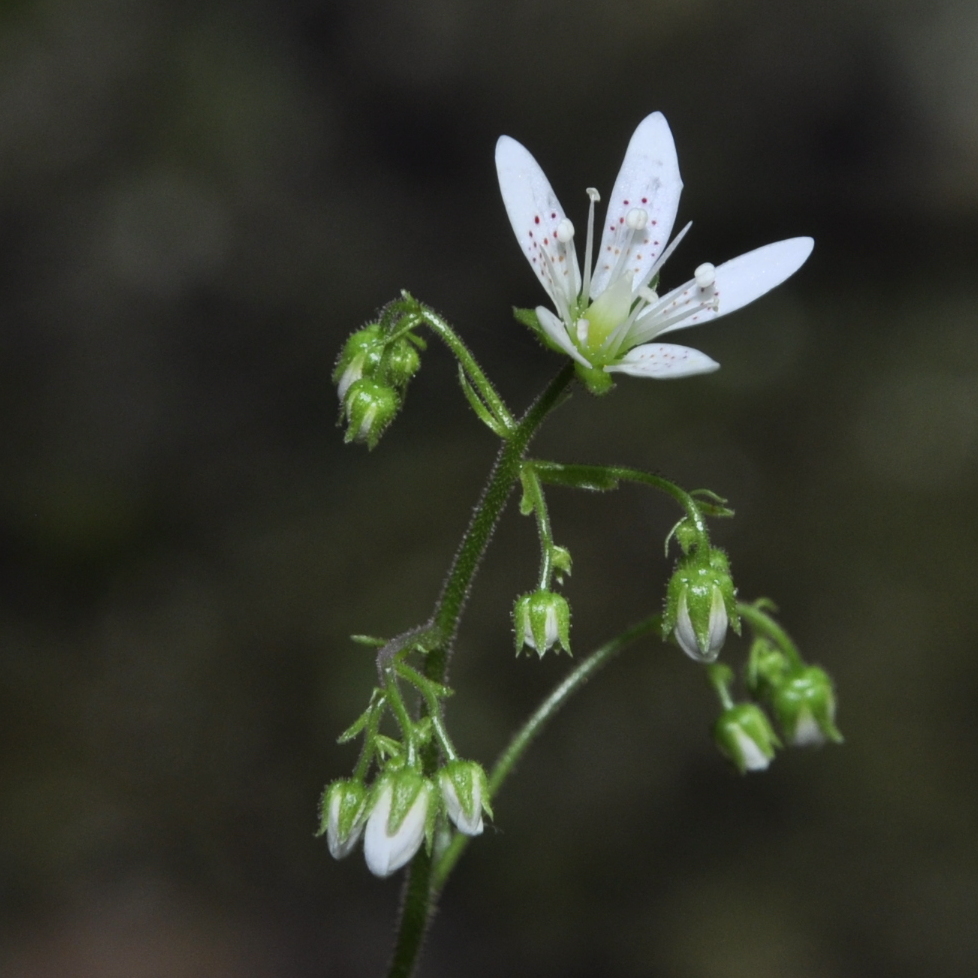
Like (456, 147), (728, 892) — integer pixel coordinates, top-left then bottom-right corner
(590, 112), (683, 300)
(605, 342), (719, 379)
(496, 136), (581, 317)
(660, 237), (814, 334)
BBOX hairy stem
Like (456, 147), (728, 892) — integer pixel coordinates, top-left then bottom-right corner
(432, 613), (662, 890)
(384, 364), (575, 978)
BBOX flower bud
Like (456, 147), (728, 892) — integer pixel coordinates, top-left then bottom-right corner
(772, 666), (843, 746)
(385, 337), (422, 389)
(663, 547), (739, 662)
(438, 760), (492, 836)
(319, 778), (368, 860)
(343, 378), (400, 449)
(363, 770), (436, 878)
(334, 324), (385, 400)
(513, 590), (571, 656)
(714, 703), (781, 773)
(744, 637), (790, 700)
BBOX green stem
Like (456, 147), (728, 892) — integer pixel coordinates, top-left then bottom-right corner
(385, 364), (575, 978)
(408, 301), (516, 433)
(737, 601), (804, 670)
(432, 614), (661, 891)
(520, 464), (556, 589)
(531, 462), (709, 537)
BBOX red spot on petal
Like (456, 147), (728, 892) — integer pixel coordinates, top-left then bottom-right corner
(551, 212), (556, 219)
(543, 238), (549, 244)
(619, 217), (625, 224)
(534, 216), (540, 224)
(623, 199), (629, 205)
(641, 197), (648, 204)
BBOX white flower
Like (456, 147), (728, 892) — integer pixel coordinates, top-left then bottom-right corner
(495, 112), (813, 381)
(363, 776), (433, 878)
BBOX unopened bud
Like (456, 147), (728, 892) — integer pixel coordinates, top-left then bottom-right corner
(334, 324), (385, 400)
(438, 760), (492, 836)
(385, 337), (422, 388)
(663, 547), (739, 662)
(363, 770), (436, 878)
(343, 378), (400, 449)
(319, 778), (369, 860)
(714, 703), (781, 773)
(745, 637), (791, 700)
(514, 590), (571, 656)
(772, 666), (843, 746)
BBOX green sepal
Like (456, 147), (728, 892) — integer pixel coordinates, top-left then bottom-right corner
(550, 545), (572, 581)
(744, 638), (791, 701)
(513, 307), (543, 336)
(518, 467), (536, 516)
(513, 590), (572, 656)
(690, 488), (735, 519)
(574, 363), (615, 395)
(458, 365), (509, 438)
(772, 666), (844, 746)
(337, 704), (376, 744)
(350, 634), (386, 647)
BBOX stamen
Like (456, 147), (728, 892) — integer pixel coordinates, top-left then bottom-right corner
(694, 262), (716, 289)
(556, 219), (575, 243)
(638, 286), (658, 304)
(636, 221), (692, 292)
(625, 207), (648, 230)
(537, 244), (573, 324)
(582, 188), (600, 301)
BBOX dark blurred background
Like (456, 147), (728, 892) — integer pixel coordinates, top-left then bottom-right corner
(1, 0), (977, 975)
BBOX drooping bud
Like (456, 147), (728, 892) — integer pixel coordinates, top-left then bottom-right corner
(772, 666), (843, 747)
(333, 324), (385, 400)
(343, 378), (400, 449)
(663, 547), (739, 662)
(319, 778), (369, 860)
(363, 770), (436, 878)
(513, 590), (571, 656)
(713, 703), (782, 773)
(385, 336), (422, 389)
(744, 637), (791, 701)
(438, 760), (492, 836)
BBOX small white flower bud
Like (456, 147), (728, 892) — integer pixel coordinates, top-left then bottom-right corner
(363, 773), (434, 878)
(321, 779), (368, 860)
(438, 760), (491, 836)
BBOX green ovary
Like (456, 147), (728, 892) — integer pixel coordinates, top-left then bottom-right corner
(578, 275), (632, 361)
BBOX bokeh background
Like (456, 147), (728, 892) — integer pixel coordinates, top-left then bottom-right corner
(1, 0), (977, 975)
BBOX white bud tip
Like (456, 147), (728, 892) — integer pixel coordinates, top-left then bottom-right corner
(694, 262), (716, 289)
(586, 187), (601, 202)
(556, 218), (575, 243)
(625, 207), (648, 230)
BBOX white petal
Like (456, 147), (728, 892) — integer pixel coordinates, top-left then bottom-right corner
(327, 790), (365, 860)
(732, 728), (772, 771)
(590, 112), (683, 299)
(674, 591), (703, 660)
(363, 784), (428, 878)
(496, 136), (580, 311)
(439, 775), (484, 837)
(605, 342), (719, 379)
(789, 708), (826, 747)
(536, 306), (593, 368)
(660, 237), (813, 334)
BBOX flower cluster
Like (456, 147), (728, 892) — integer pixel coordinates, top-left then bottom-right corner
(496, 112), (813, 392)
(333, 319), (424, 448)
(322, 759), (491, 878)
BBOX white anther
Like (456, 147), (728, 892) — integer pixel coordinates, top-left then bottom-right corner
(586, 187), (601, 203)
(694, 262), (716, 289)
(638, 286), (658, 304)
(576, 319), (590, 344)
(625, 208), (648, 230)
(556, 218), (575, 243)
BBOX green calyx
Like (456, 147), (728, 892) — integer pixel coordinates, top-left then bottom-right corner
(343, 379), (400, 449)
(662, 546), (740, 656)
(714, 702), (782, 774)
(772, 666), (843, 746)
(514, 589), (572, 656)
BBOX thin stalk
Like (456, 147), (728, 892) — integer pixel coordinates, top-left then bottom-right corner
(385, 364), (575, 978)
(520, 464), (556, 589)
(432, 614), (661, 891)
(738, 601), (804, 670)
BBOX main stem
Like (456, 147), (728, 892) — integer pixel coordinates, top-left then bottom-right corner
(386, 363), (575, 978)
